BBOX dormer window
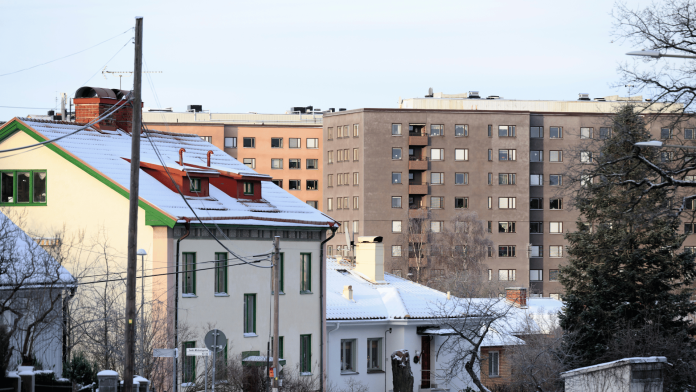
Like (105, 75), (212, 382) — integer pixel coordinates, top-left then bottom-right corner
(190, 178), (202, 192)
(243, 182), (254, 195)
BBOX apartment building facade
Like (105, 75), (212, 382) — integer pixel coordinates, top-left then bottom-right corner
(322, 96), (692, 298)
(143, 112), (324, 209)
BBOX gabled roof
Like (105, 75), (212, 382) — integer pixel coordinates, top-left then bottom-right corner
(0, 118), (337, 228)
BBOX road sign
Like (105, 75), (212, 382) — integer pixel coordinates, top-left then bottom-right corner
(187, 348), (211, 356)
(204, 329), (227, 352)
(153, 348), (177, 358)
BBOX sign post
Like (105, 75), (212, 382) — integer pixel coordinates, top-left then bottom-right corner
(153, 348), (178, 392)
(186, 348), (210, 392)
(204, 329), (227, 392)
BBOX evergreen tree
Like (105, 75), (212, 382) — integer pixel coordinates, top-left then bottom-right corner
(559, 105), (696, 370)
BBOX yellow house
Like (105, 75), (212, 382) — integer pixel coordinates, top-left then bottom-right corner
(0, 113), (338, 387)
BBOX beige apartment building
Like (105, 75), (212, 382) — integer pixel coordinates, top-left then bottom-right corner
(323, 92), (691, 298)
(143, 111), (325, 209)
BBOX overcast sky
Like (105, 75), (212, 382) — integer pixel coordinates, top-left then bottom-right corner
(0, 0), (651, 120)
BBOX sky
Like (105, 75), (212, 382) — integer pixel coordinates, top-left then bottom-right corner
(0, 0), (652, 121)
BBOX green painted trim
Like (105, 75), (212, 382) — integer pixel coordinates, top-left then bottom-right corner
(300, 334), (312, 373)
(215, 252), (228, 293)
(244, 294), (257, 334)
(182, 252), (196, 294)
(0, 120), (176, 228)
(0, 170), (47, 206)
(177, 223), (324, 231)
(183, 341), (196, 382)
(300, 252), (312, 294)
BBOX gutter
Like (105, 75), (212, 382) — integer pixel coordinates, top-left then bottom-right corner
(174, 220), (191, 392)
(62, 287), (76, 366)
(319, 226), (337, 392)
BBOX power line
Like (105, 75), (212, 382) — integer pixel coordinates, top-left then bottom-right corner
(82, 38), (133, 87)
(0, 106), (54, 109)
(0, 28), (134, 77)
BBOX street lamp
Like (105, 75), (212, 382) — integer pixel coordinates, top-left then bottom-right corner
(137, 248), (147, 375)
(626, 49), (696, 59)
(635, 141), (696, 149)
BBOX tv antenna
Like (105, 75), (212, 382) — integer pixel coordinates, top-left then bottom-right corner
(102, 66), (162, 89)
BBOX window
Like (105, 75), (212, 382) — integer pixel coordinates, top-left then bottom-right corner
(530, 270), (543, 281)
(549, 246), (563, 258)
(367, 338), (383, 371)
(306, 180), (318, 190)
(498, 269), (516, 279)
(327, 175), (333, 187)
(531, 245), (543, 257)
(327, 198), (333, 211)
(289, 159), (301, 169)
(271, 158), (283, 169)
(271, 137), (283, 148)
(550, 222), (563, 234)
(306, 201), (318, 209)
(392, 124), (402, 135)
(498, 221), (516, 233)
(549, 127), (562, 138)
(530, 151), (543, 162)
(328, 151), (333, 164)
(455, 173), (468, 185)
(487, 221), (492, 233)
(431, 196), (444, 209)
(581, 175), (593, 187)
(341, 339), (357, 373)
(353, 196), (359, 209)
(353, 148), (359, 161)
(499, 149), (517, 161)
(488, 173), (492, 185)
(352, 124), (359, 137)
(661, 128), (672, 139)
(686, 246), (696, 253)
(243, 137), (255, 148)
(430, 124), (444, 136)
(272, 179), (283, 188)
(455, 148), (469, 161)
(549, 270), (559, 281)
(183, 341), (196, 382)
(187, 177), (201, 193)
(581, 151), (593, 163)
(289, 180), (301, 190)
(183, 253), (196, 295)
(580, 127), (593, 139)
(243, 294), (256, 333)
(328, 127), (333, 140)
(289, 138), (301, 148)
(243, 182), (254, 195)
(431, 221), (444, 233)
(549, 150), (562, 162)
(354, 172), (359, 185)
(498, 246), (516, 257)
(301, 253), (312, 293)
(488, 149), (493, 161)
(455, 197), (468, 209)
(549, 175), (562, 186)
(392, 148), (402, 160)
(600, 127), (612, 139)
(499, 173), (516, 185)
(498, 197), (516, 209)
(686, 223), (696, 234)
(530, 222), (543, 233)
(550, 198), (563, 210)
(388, 244), (402, 258)
(498, 125), (516, 137)
(530, 198), (543, 209)
(489, 351), (499, 377)
(550, 293), (561, 301)
(488, 196), (493, 209)
(215, 253), (227, 294)
(431, 148), (444, 161)
(661, 152), (673, 162)
(392, 196), (402, 208)
(455, 124), (468, 136)
(337, 197), (343, 209)
(300, 334), (312, 373)
(431, 172), (444, 185)
(530, 174), (543, 186)
(306, 159), (318, 169)
(353, 221), (359, 234)
(243, 158), (256, 169)
(687, 129), (695, 140)
(392, 220), (402, 233)
(307, 138), (319, 148)
(488, 124), (492, 137)
(531, 127), (543, 138)
(392, 172), (402, 184)
(224, 137), (237, 148)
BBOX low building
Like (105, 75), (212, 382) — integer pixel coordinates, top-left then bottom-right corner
(561, 356), (667, 392)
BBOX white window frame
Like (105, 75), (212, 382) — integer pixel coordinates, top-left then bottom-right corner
(430, 148), (444, 161)
(392, 220), (402, 233)
(530, 174), (543, 186)
(455, 148), (469, 161)
(340, 339), (357, 373)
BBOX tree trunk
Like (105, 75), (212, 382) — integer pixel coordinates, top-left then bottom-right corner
(391, 350), (414, 392)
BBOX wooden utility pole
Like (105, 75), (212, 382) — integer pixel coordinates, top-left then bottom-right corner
(123, 16), (143, 392)
(272, 236), (280, 392)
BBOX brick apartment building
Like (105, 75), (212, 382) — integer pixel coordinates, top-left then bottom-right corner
(322, 92), (690, 298)
(143, 108), (325, 209)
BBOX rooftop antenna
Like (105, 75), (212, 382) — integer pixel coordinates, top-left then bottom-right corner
(102, 66), (162, 90)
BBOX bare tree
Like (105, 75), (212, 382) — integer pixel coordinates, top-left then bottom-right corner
(394, 208), (432, 283)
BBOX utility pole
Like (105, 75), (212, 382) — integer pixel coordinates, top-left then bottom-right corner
(123, 16), (143, 392)
(272, 236), (280, 392)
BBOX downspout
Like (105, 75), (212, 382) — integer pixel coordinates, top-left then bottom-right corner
(62, 287), (76, 366)
(385, 327), (392, 392)
(320, 226), (338, 392)
(174, 221), (191, 392)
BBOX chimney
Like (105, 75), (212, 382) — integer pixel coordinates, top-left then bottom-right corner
(73, 86), (139, 133)
(342, 285), (353, 301)
(505, 287), (527, 307)
(355, 236), (384, 283)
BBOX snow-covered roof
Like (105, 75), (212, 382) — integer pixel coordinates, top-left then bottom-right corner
(479, 297), (563, 347)
(326, 259), (451, 320)
(4, 118), (337, 228)
(0, 211), (74, 287)
(561, 356), (668, 378)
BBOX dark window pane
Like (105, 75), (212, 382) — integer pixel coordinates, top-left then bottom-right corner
(1, 172), (13, 203)
(17, 172), (29, 203)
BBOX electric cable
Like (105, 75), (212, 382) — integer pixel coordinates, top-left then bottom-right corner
(81, 38), (133, 86)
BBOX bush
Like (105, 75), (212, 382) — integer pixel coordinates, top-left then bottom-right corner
(0, 325), (10, 379)
(62, 352), (96, 386)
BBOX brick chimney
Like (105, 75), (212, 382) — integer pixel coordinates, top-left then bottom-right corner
(355, 236), (384, 283)
(73, 86), (140, 133)
(505, 287), (527, 307)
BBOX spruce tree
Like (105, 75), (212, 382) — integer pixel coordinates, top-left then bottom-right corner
(559, 105), (696, 369)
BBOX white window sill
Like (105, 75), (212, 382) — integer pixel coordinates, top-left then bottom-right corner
(300, 372), (312, 377)
(182, 294), (197, 298)
(341, 371), (359, 375)
(244, 333), (258, 338)
(214, 293), (229, 297)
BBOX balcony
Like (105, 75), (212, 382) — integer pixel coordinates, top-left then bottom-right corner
(409, 183), (428, 195)
(409, 207), (428, 219)
(409, 134), (428, 146)
(408, 157), (428, 171)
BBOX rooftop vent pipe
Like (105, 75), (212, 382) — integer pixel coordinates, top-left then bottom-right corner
(342, 285), (353, 301)
(207, 150), (214, 167)
(179, 148), (186, 166)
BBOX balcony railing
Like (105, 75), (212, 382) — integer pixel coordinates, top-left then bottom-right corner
(409, 157), (428, 171)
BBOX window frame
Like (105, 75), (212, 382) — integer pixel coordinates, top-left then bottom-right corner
(392, 196), (402, 208)
(498, 149), (517, 161)
(183, 252), (196, 295)
(392, 220), (402, 233)
(392, 124), (402, 136)
(455, 124), (468, 137)
(549, 269), (560, 282)
(271, 158), (283, 169)
(307, 138), (319, 149)
(183, 341), (196, 382)
(271, 137), (283, 148)
(289, 180), (301, 190)
(549, 127), (563, 139)
(580, 127), (593, 139)
(430, 196), (444, 209)
(430, 148), (444, 161)
(289, 138), (301, 148)
(1, 170), (48, 206)
(242, 158), (256, 169)
(244, 293), (256, 334)
(300, 334), (312, 373)
(367, 338), (383, 372)
(215, 252), (228, 294)
(306, 180), (318, 190)
(430, 124), (444, 136)
(549, 150), (563, 162)
(530, 127), (543, 138)
(455, 172), (468, 185)
(340, 339), (357, 373)
(455, 197), (468, 209)
(243, 182), (254, 195)
(391, 245), (402, 257)
(306, 159), (319, 170)
(454, 148), (469, 161)
(300, 253), (312, 294)
(392, 148), (402, 160)
(489, 351), (500, 377)
(224, 137), (237, 148)
(498, 125), (516, 137)
(243, 137), (256, 148)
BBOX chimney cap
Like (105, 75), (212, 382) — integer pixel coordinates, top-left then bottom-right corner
(358, 236), (383, 243)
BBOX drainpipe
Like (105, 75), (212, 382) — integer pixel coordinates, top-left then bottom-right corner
(320, 226), (338, 392)
(62, 287), (76, 366)
(174, 221), (191, 392)
(385, 328), (392, 392)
